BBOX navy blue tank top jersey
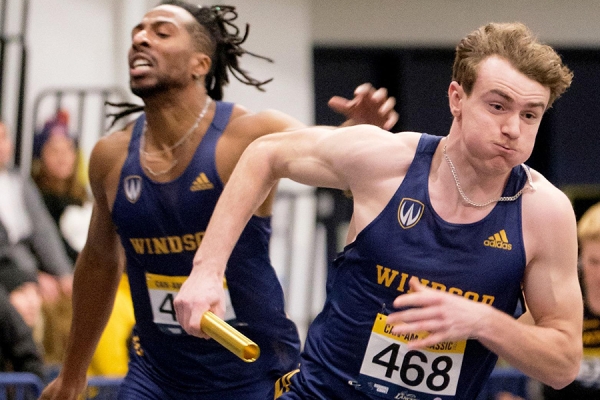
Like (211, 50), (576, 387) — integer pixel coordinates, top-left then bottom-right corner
(111, 101), (300, 392)
(299, 133), (528, 400)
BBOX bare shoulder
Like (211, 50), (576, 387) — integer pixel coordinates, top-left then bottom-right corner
(327, 127), (421, 170)
(215, 105), (306, 183)
(330, 129), (422, 234)
(88, 126), (132, 205)
(522, 169), (575, 223)
(521, 168), (577, 258)
(317, 127), (421, 194)
(226, 105), (305, 142)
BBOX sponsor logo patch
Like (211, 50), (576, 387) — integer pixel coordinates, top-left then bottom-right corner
(483, 229), (512, 250)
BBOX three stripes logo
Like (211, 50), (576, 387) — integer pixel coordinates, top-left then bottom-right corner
(484, 229), (512, 250)
(190, 172), (214, 191)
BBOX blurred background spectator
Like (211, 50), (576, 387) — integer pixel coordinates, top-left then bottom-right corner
(0, 255), (42, 340)
(0, 120), (73, 367)
(31, 110), (91, 263)
(0, 284), (45, 380)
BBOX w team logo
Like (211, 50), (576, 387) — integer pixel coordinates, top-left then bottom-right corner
(124, 175), (142, 203)
(397, 198), (424, 229)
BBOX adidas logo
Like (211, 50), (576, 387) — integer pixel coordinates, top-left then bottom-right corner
(483, 229), (512, 250)
(190, 172), (214, 191)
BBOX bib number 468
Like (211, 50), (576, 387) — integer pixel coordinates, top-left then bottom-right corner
(372, 344), (453, 392)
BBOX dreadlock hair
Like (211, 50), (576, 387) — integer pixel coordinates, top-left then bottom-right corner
(106, 1), (273, 128)
(163, 1), (274, 99)
(105, 101), (145, 129)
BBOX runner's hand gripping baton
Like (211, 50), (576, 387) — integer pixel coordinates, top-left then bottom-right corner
(201, 311), (260, 362)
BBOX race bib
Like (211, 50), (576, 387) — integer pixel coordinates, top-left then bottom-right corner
(357, 313), (466, 399)
(146, 272), (236, 335)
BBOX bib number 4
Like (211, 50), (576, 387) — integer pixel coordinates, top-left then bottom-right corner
(158, 292), (177, 322)
(146, 273), (236, 335)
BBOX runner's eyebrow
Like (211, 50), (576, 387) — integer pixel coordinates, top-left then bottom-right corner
(489, 89), (546, 110)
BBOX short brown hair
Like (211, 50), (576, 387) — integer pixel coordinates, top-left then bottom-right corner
(452, 22), (573, 108)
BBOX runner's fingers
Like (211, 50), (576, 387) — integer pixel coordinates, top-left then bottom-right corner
(404, 332), (449, 350)
(193, 309), (212, 339)
(354, 82), (374, 96)
(379, 97), (397, 115)
(389, 310), (445, 335)
(393, 292), (442, 309)
(371, 87), (388, 103)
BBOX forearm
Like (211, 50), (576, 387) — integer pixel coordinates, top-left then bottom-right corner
(477, 306), (581, 388)
(59, 246), (122, 382)
(174, 141), (278, 335)
(193, 139), (278, 272)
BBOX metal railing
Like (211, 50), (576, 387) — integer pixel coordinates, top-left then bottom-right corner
(0, 0), (29, 166)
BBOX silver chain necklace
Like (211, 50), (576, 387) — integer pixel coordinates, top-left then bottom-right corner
(443, 144), (535, 208)
(140, 97), (212, 177)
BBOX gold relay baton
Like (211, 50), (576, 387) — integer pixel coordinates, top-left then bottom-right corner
(200, 311), (260, 362)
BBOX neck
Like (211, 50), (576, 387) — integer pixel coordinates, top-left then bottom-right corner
(440, 138), (510, 208)
(143, 91), (211, 144)
(138, 95), (212, 179)
(141, 80), (207, 128)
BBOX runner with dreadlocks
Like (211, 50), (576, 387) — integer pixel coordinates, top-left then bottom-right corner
(39, 1), (398, 399)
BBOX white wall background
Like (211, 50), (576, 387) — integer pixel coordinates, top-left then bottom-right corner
(3, 0), (599, 153)
(2, 0), (600, 340)
(311, 0), (600, 47)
